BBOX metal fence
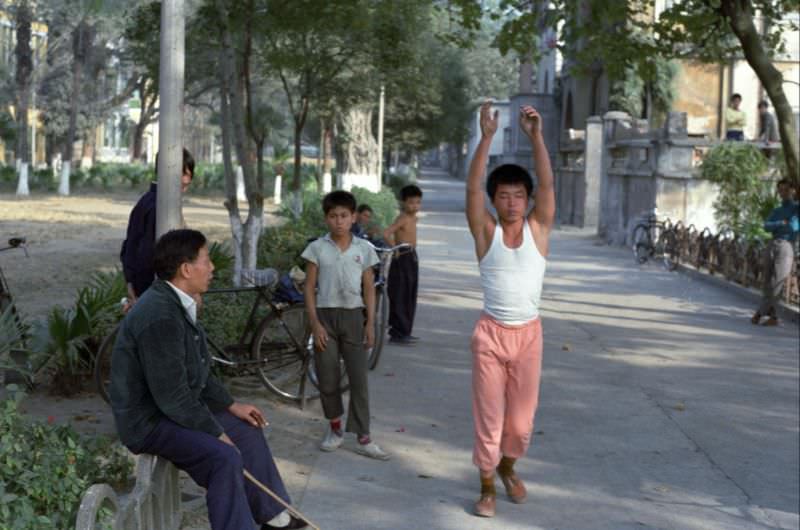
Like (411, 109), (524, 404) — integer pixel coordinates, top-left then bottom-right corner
(75, 455), (182, 530)
(666, 223), (799, 307)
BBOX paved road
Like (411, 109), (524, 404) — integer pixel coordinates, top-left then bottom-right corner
(296, 172), (799, 530)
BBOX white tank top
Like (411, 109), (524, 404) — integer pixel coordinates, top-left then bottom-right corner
(479, 221), (546, 325)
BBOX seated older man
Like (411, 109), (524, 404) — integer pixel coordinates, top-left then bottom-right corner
(110, 228), (307, 530)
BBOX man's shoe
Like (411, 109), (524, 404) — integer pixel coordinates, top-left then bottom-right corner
(388, 335), (413, 345)
(473, 493), (496, 517)
(498, 472), (527, 504)
(751, 312), (762, 325)
(262, 515), (309, 529)
(764, 316), (779, 326)
(319, 426), (344, 452)
(405, 335), (420, 342)
(354, 441), (390, 460)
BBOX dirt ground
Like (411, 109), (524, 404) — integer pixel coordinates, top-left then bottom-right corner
(0, 190), (325, 528)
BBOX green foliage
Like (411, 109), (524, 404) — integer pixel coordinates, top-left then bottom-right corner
(30, 271), (126, 385)
(609, 57), (678, 124)
(700, 142), (777, 241)
(0, 306), (25, 365)
(0, 391), (132, 529)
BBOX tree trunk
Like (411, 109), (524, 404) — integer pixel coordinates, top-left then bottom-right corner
(15, 1), (33, 196)
(61, 22), (88, 195)
(340, 105), (380, 192)
(216, 0), (262, 281)
(723, 0), (799, 184)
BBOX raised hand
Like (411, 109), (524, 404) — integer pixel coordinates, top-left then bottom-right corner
(519, 105), (542, 140)
(480, 101), (499, 139)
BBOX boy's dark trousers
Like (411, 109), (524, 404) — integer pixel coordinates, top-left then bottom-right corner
(128, 410), (291, 530)
(315, 307), (371, 435)
(388, 249), (418, 339)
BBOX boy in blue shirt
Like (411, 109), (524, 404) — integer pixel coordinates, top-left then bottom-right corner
(752, 179), (799, 326)
(302, 191), (389, 460)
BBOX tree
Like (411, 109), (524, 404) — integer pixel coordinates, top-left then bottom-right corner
(449, 0), (800, 184)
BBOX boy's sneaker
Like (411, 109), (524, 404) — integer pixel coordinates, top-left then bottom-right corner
(389, 335), (413, 345)
(406, 335), (420, 342)
(354, 441), (390, 460)
(319, 426), (344, 452)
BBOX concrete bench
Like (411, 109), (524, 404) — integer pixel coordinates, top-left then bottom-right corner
(75, 454), (182, 530)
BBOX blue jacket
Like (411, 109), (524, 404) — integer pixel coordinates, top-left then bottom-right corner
(120, 183), (157, 296)
(764, 199), (800, 242)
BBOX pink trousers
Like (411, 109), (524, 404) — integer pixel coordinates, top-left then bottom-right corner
(471, 313), (543, 471)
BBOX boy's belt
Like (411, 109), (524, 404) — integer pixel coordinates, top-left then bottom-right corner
(394, 247), (416, 257)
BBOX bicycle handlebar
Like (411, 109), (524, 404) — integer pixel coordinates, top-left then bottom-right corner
(364, 240), (412, 254)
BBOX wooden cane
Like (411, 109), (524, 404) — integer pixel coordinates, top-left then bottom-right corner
(243, 469), (322, 530)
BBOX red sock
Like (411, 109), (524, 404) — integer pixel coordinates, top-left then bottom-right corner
(330, 419), (342, 434)
(358, 434), (371, 445)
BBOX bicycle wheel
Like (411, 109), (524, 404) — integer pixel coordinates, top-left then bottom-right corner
(660, 229), (679, 271)
(632, 224), (652, 264)
(94, 324), (120, 404)
(367, 286), (389, 370)
(252, 304), (317, 402)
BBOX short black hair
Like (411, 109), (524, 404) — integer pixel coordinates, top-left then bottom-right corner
(731, 93), (742, 101)
(400, 184), (423, 201)
(777, 178), (793, 188)
(153, 229), (207, 281)
(322, 190), (357, 214)
(758, 100), (769, 109)
(486, 164), (533, 200)
(155, 148), (195, 179)
(356, 204), (373, 214)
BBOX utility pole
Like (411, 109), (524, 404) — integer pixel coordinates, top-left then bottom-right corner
(377, 84), (385, 186)
(156, 0), (185, 238)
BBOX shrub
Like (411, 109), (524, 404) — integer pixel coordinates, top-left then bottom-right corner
(0, 390), (132, 530)
(700, 142), (777, 241)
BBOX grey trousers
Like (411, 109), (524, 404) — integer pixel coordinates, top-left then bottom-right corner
(315, 308), (370, 435)
(758, 239), (795, 315)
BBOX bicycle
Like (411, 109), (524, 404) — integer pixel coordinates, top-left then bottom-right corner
(631, 211), (674, 266)
(363, 240), (411, 370)
(94, 269), (335, 409)
(0, 237), (36, 387)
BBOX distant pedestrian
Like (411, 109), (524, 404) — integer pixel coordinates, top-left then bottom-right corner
(120, 148), (194, 306)
(751, 179), (799, 326)
(302, 190), (390, 460)
(725, 93), (746, 141)
(758, 100), (780, 143)
(465, 102), (555, 518)
(383, 184), (423, 345)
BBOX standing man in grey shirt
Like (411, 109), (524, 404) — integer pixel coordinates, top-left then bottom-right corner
(758, 100), (780, 144)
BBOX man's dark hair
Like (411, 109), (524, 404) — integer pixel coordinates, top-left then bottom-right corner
(777, 178), (793, 188)
(758, 100), (769, 109)
(322, 190), (357, 214)
(153, 229), (207, 281)
(486, 164), (534, 200)
(356, 204), (373, 214)
(155, 148), (195, 179)
(731, 93), (742, 101)
(400, 184), (423, 201)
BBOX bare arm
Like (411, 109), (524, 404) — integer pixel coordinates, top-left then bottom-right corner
(520, 106), (555, 231)
(467, 102), (498, 251)
(303, 262), (328, 351)
(382, 215), (405, 245)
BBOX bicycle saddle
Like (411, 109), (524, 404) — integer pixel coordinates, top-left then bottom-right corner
(8, 237), (26, 247)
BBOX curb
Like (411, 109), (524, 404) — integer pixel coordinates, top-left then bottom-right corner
(676, 263), (799, 323)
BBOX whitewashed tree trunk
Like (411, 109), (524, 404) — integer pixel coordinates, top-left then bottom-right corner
(323, 172), (332, 192)
(59, 161), (71, 196)
(235, 165), (246, 201)
(16, 163), (29, 196)
(274, 174), (282, 205)
(341, 105), (380, 192)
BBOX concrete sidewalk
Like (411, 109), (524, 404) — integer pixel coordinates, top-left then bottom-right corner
(297, 175), (799, 530)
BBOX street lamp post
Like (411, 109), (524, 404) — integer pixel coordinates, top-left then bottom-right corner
(156, 0), (185, 238)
